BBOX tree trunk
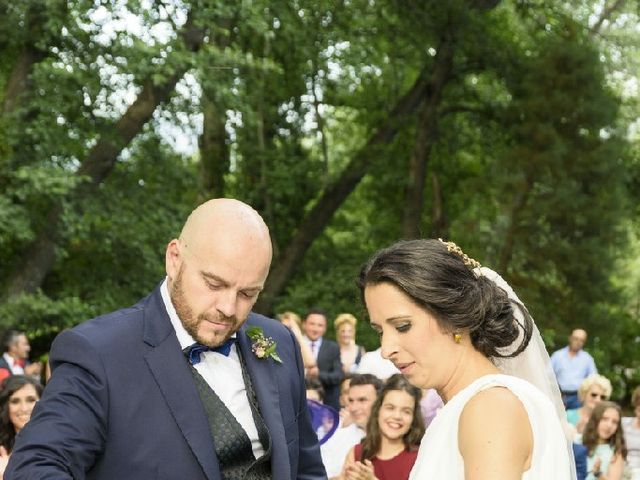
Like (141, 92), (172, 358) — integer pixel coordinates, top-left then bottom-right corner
(402, 34), (454, 238)
(2, 47), (47, 116)
(254, 0), (503, 314)
(2, 13), (206, 300)
(253, 65), (435, 314)
(198, 17), (233, 202)
(430, 172), (448, 238)
(1, 3), (54, 116)
(498, 176), (533, 273)
(590, 0), (626, 36)
(198, 96), (229, 200)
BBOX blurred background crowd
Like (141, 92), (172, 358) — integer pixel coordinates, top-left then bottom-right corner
(2, 314), (639, 480)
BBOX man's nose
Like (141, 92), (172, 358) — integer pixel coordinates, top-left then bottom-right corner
(216, 290), (237, 318)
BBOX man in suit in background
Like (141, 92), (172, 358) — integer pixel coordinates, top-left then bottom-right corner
(303, 309), (343, 410)
(6, 198), (326, 479)
(0, 329), (42, 383)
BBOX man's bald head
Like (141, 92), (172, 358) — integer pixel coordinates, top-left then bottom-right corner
(179, 198), (272, 259)
(165, 199), (273, 346)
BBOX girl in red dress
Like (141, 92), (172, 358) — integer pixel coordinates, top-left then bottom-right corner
(340, 374), (425, 480)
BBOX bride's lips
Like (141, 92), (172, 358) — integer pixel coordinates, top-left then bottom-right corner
(395, 361), (415, 373)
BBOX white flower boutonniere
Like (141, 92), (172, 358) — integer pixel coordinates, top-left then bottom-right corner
(246, 326), (282, 363)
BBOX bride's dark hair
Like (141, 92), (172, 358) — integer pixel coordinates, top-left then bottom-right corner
(358, 239), (532, 359)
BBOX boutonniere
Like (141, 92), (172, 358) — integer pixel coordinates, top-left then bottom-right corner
(246, 326), (282, 363)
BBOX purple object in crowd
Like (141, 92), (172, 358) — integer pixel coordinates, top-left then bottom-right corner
(307, 399), (340, 445)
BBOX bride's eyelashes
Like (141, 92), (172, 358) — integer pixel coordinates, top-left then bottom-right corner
(395, 322), (411, 333)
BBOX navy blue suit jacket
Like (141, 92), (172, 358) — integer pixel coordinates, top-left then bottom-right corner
(316, 340), (343, 411)
(6, 286), (326, 480)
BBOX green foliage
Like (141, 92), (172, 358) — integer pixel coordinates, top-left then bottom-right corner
(0, 0), (638, 397)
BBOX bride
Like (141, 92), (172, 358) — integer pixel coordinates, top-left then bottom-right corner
(358, 238), (575, 479)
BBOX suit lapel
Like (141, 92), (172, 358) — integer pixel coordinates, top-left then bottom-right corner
(237, 323), (290, 480)
(143, 287), (221, 480)
(316, 338), (329, 368)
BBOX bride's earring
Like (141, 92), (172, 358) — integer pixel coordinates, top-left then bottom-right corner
(454, 333), (462, 344)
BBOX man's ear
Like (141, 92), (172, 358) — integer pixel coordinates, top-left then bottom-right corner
(165, 239), (181, 280)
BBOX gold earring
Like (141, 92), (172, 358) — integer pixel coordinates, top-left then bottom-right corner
(454, 333), (462, 344)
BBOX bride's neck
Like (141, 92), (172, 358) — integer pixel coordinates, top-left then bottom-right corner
(439, 348), (499, 403)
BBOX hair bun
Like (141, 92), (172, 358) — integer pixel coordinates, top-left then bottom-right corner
(470, 275), (532, 358)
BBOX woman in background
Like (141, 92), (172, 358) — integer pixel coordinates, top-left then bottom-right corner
(567, 374), (612, 439)
(278, 311), (317, 371)
(582, 401), (626, 480)
(334, 314), (366, 374)
(0, 375), (43, 478)
(341, 374), (424, 480)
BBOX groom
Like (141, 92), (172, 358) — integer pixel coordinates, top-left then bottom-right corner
(6, 199), (326, 479)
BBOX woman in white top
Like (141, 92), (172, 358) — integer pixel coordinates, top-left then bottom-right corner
(358, 238), (574, 479)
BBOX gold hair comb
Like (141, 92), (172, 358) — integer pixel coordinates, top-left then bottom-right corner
(438, 238), (481, 269)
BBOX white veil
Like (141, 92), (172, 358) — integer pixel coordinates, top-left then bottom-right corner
(475, 266), (577, 480)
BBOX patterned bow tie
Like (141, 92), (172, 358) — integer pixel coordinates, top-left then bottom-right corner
(186, 338), (236, 365)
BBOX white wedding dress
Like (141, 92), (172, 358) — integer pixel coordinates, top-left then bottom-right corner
(409, 374), (572, 479)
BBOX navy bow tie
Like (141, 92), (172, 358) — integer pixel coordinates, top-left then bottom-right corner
(186, 338), (236, 365)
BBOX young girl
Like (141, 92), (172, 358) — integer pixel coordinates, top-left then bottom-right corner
(341, 374), (424, 480)
(582, 401), (627, 480)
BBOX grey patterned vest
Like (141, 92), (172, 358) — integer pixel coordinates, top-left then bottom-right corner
(187, 353), (272, 480)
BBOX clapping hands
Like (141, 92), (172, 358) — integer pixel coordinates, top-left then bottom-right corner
(343, 459), (378, 480)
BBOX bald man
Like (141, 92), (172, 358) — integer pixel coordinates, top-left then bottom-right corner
(7, 199), (326, 480)
(551, 328), (597, 409)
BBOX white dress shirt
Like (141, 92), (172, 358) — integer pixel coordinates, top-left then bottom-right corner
(304, 336), (323, 362)
(160, 279), (264, 459)
(320, 422), (365, 478)
(2, 353), (24, 374)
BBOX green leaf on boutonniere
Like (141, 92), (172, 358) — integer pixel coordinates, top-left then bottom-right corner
(245, 326), (282, 363)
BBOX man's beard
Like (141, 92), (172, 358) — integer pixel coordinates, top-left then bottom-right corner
(170, 266), (239, 347)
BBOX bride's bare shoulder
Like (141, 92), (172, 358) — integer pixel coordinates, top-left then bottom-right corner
(458, 387), (533, 477)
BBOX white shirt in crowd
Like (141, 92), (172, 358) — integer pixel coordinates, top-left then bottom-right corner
(2, 352), (24, 375)
(320, 422), (365, 478)
(356, 348), (399, 379)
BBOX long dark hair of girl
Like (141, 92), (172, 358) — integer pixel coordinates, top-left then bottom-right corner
(582, 401), (627, 460)
(361, 374), (425, 461)
(0, 375), (43, 452)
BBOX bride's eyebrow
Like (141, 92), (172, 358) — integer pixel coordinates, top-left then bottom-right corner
(385, 315), (412, 324)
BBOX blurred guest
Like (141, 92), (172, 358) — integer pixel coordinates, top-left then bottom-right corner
(574, 443), (589, 480)
(321, 374), (382, 479)
(567, 374), (612, 439)
(303, 308), (343, 410)
(278, 311), (316, 370)
(419, 389), (443, 428)
(582, 401), (626, 480)
(341, 374), (424, 480)
(307, 400), (339, 447)
(356, 348), (399, 380)
(622, 385), (640, 479)
(339, 374), (354, 428)
(0, 331), (42, 384)
(334, 314), (366, 374)
(551, 329), (598, 409)
(0, 376), (43, 477)
(306, 378), (325, 403)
